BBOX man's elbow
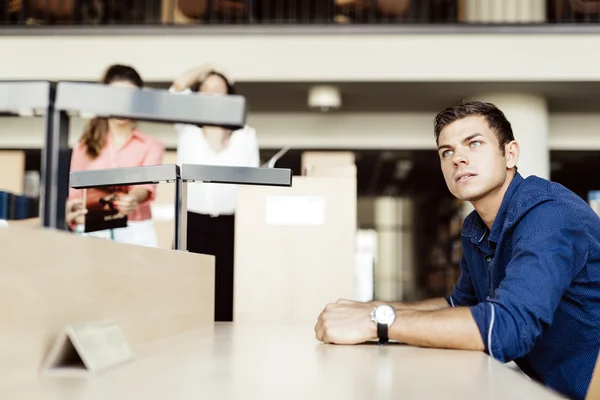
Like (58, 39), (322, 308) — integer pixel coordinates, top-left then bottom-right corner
(470, 333), (486, 352)
(471, 303), (540, 363)
(487, 340), (532, 363)
(490, 323), (542, 363)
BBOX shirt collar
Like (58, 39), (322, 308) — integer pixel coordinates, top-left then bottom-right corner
(489, 172), (523, 243)
(461, 214), (487, 244)
(105, 128), (145, 147)
(131, 128), (145, 141)
(461, 172), (524, 244)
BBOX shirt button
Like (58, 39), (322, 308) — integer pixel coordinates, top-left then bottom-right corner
(486, 296), (491, 300)
(485, 256), (492, 262)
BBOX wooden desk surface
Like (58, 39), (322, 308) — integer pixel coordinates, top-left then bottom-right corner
(4, 323), (564, 400)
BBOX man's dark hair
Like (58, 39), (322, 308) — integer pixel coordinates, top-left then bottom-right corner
(433, 101), (515, 155)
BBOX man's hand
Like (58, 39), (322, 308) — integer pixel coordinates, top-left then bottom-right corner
(115, 194), (139, 217)
(314, 302), (376, 345)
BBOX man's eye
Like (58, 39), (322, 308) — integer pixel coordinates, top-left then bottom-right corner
(442, 150), (452, 158)
(470, 141), (481, 148)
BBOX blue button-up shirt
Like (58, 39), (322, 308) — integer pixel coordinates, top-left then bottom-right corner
(447, 173), (600, 400)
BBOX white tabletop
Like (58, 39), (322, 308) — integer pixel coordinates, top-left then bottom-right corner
(3, 323), (565, 400)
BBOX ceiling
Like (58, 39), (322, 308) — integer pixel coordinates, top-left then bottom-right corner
(153, 81), (600, 113)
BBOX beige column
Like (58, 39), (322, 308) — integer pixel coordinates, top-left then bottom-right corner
(461, 0), (546, 23)
(373, 197), (398, 302)
(471, 93), (550, 179)
(371, 196), (415, 302)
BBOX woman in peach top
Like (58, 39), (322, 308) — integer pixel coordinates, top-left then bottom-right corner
(67, 64), (165, 247)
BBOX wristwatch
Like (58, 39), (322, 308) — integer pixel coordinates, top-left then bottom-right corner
(370, 304), (396, 346)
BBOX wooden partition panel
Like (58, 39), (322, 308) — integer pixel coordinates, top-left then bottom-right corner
(234, 176), (357, 323)
(0, 150), (25, 194)
(0, 226), (214, 387)
(301, 151), (355, 176)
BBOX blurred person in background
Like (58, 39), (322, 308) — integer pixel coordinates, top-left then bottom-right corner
(178, 0), (246, 19)
(336, 0), (410, 15)
(68, 64), (166, 247)
(335, 0), (410, 21)
(170, 63), (260, 322)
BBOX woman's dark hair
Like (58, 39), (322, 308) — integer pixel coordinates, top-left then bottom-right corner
(80, 64), (144, 159)
(191, 71), (236, 95)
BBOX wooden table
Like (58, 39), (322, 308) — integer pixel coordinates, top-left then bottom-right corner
(4, 323), (564, 400)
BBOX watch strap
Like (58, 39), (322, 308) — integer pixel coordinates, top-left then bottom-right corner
(377, 323), (389, 346)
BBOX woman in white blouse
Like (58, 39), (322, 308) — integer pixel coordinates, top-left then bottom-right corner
(170, 63), (259, 322)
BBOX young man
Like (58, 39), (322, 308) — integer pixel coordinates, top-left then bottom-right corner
(314, 101), (600, 400)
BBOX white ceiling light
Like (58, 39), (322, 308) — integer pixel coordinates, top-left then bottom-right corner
(308, 85), (341, 112)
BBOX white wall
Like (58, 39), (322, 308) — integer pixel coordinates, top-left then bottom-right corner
(3, 34), (600, 82)
(0, 112), (599, 150)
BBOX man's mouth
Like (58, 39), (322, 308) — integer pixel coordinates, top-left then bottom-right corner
(455, 173), (477, 183)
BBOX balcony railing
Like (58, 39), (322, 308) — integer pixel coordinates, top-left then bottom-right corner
(1, 0), (600, 27)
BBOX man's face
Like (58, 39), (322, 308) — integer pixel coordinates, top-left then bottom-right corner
(437, 115), (517, 202)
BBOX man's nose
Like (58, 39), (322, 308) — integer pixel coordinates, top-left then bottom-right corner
(452, 149), (469, 167)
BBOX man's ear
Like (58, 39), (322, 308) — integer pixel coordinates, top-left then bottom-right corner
(505, 140), (520, 169)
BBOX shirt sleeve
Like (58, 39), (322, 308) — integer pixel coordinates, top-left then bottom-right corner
(67, 143), (88, 200)
(447, 252), (479, 307)
(137, 140), (166, 202)
(244, 125), (260, 168)
(469, 200), (587, 363)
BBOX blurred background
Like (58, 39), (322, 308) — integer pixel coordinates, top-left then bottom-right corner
(1, 0), (600, 303)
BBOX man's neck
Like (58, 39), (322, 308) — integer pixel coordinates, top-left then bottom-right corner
(471, 170), (516, 230)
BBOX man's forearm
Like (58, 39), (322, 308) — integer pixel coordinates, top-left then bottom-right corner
(389, 307), (484, 351)
(378, 297), (450, 312)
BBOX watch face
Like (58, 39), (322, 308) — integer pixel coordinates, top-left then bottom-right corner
(375, 305), (395, 325)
